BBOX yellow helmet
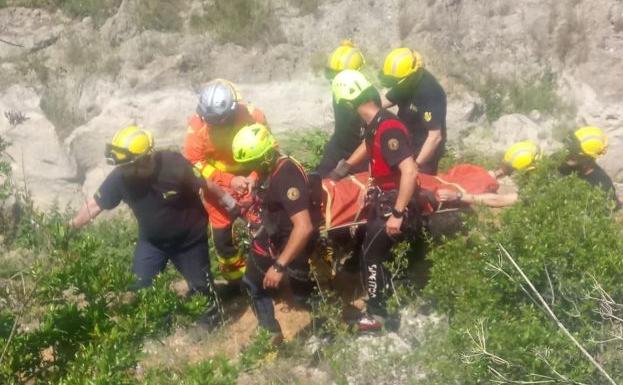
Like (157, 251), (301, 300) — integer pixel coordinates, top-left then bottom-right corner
(327, 40), (365, 76)
(105, 125), (154, 165)
(232, 123), (277, 163)
(571, 126), (608, 158)
(503, 140), (541, 171)
(381, 48), (424, 84)
(331, 69), (374, 104)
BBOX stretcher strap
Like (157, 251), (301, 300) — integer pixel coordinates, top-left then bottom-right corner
(322, 181), (333, 231)
(432, 175), (467, 194)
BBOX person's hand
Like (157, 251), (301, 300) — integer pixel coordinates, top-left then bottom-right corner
(328, 159), (351, 181)
(437, 189), (461, 202)
(263, 266), (284, 289)
(245, 175), (258, 192)
(385, 215), (403, 237)
(230, 176), (250, 194)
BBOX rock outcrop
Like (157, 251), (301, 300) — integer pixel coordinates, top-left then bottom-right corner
(0, 0), (621, 207)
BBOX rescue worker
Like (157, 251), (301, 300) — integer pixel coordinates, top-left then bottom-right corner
(560, 126), (620, 207)
(231, 123), (319, 343)
(493, 140), (542, 179)
(437, 140), (540, 207)
(439, 130), (620, 208)
(331, 70), (418, 331)
(184, 79), (266, 283)
(69, 126), (239, 328)
(317, 40), (368, 177)
(380, 48), (447, 175)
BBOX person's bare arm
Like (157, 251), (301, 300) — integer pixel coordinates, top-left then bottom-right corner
(345, 141), (368, 168)
(385, 156), (418, 236)
(263, 209), (314, 289)
(463, 192), (518, 207)
(438, 189), (518, 208)
(69, 198), (103, 229)
(415, 129), (443, 167)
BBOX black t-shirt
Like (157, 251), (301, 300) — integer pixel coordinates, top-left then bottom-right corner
(365, 110), (413, 170)
(331, 96), (363, 157)
(94, 151), (208, 248)
(385, 68), (447, 160)
(559, 163), (620, 207)
(259, 158), (316, 250)
(580, 166), (619, 206)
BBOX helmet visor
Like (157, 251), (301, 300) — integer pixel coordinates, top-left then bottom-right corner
(201, 102), (238, 126)
(105, 144), (144, 166)
(378, 70), (400, 88)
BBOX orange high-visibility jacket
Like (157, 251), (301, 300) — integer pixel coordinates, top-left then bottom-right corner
(184, 103), (266, 188)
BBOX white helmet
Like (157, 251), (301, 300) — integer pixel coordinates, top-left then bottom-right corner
(196, 79), (240, 125)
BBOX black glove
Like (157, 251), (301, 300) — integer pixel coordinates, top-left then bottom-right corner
(328, 159), (351, 181)
(219, 193), (241, 220)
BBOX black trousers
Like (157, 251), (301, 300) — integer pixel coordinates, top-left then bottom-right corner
(211, 225), (236, 258)
(360, 201), (402, 318)
(132, 236), (217, 301)
(242, 242), (315, 333)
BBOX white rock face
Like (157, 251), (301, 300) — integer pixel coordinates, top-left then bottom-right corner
(491, 114), (546, 150)
(1, 0), (623, 208)
(0, 86), (80, 208)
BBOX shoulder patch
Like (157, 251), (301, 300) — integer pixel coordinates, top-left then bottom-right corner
(388, 138), (400, 151)
(287, 187), (300, 201)
(424, 111), (432, 122)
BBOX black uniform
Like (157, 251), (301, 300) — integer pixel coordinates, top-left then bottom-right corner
(560, 163), (620, 207)
(95, 151), (215, 295)
(385, 68), (447, 175)
(243, 157), (319, 333)
(316, 97), (368, 177)
(362, 110), (413, 318)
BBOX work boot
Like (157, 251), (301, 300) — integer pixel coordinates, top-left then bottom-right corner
(216, 280), (243, 301)
(355, 313), (385, 333)
(197, 306), (223, 332)
(270, 331), (284, 347)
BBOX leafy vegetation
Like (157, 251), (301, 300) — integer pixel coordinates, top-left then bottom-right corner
(279, 128), (330, 170)
(471, 71), (574, 122)
(423, 158), (623, 384)
(2, 122), (622, 384)
(4, 0), (122, 24)
(189, 0), (281, 46)
(136, 0), (184, 32)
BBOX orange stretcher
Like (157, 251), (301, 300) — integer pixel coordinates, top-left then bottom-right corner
(320, 164), (500, 232)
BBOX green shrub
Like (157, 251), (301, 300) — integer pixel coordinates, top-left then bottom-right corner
(191, 0), (280, 46)
(472, 71), (573, 122)
(0, 209), (212, 384)
(39, 84), (87, 139)
(0, 136), (11, 202)
(279, 128), (330, 171)
(424, 158), (623, 384)
(136, 0), (184, 32)
(438, 145), (501, 173)
(143, 356), (238, 385)
(7, 0), (121, 24)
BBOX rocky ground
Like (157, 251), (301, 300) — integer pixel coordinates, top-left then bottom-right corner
(0, 0), (622, 208)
